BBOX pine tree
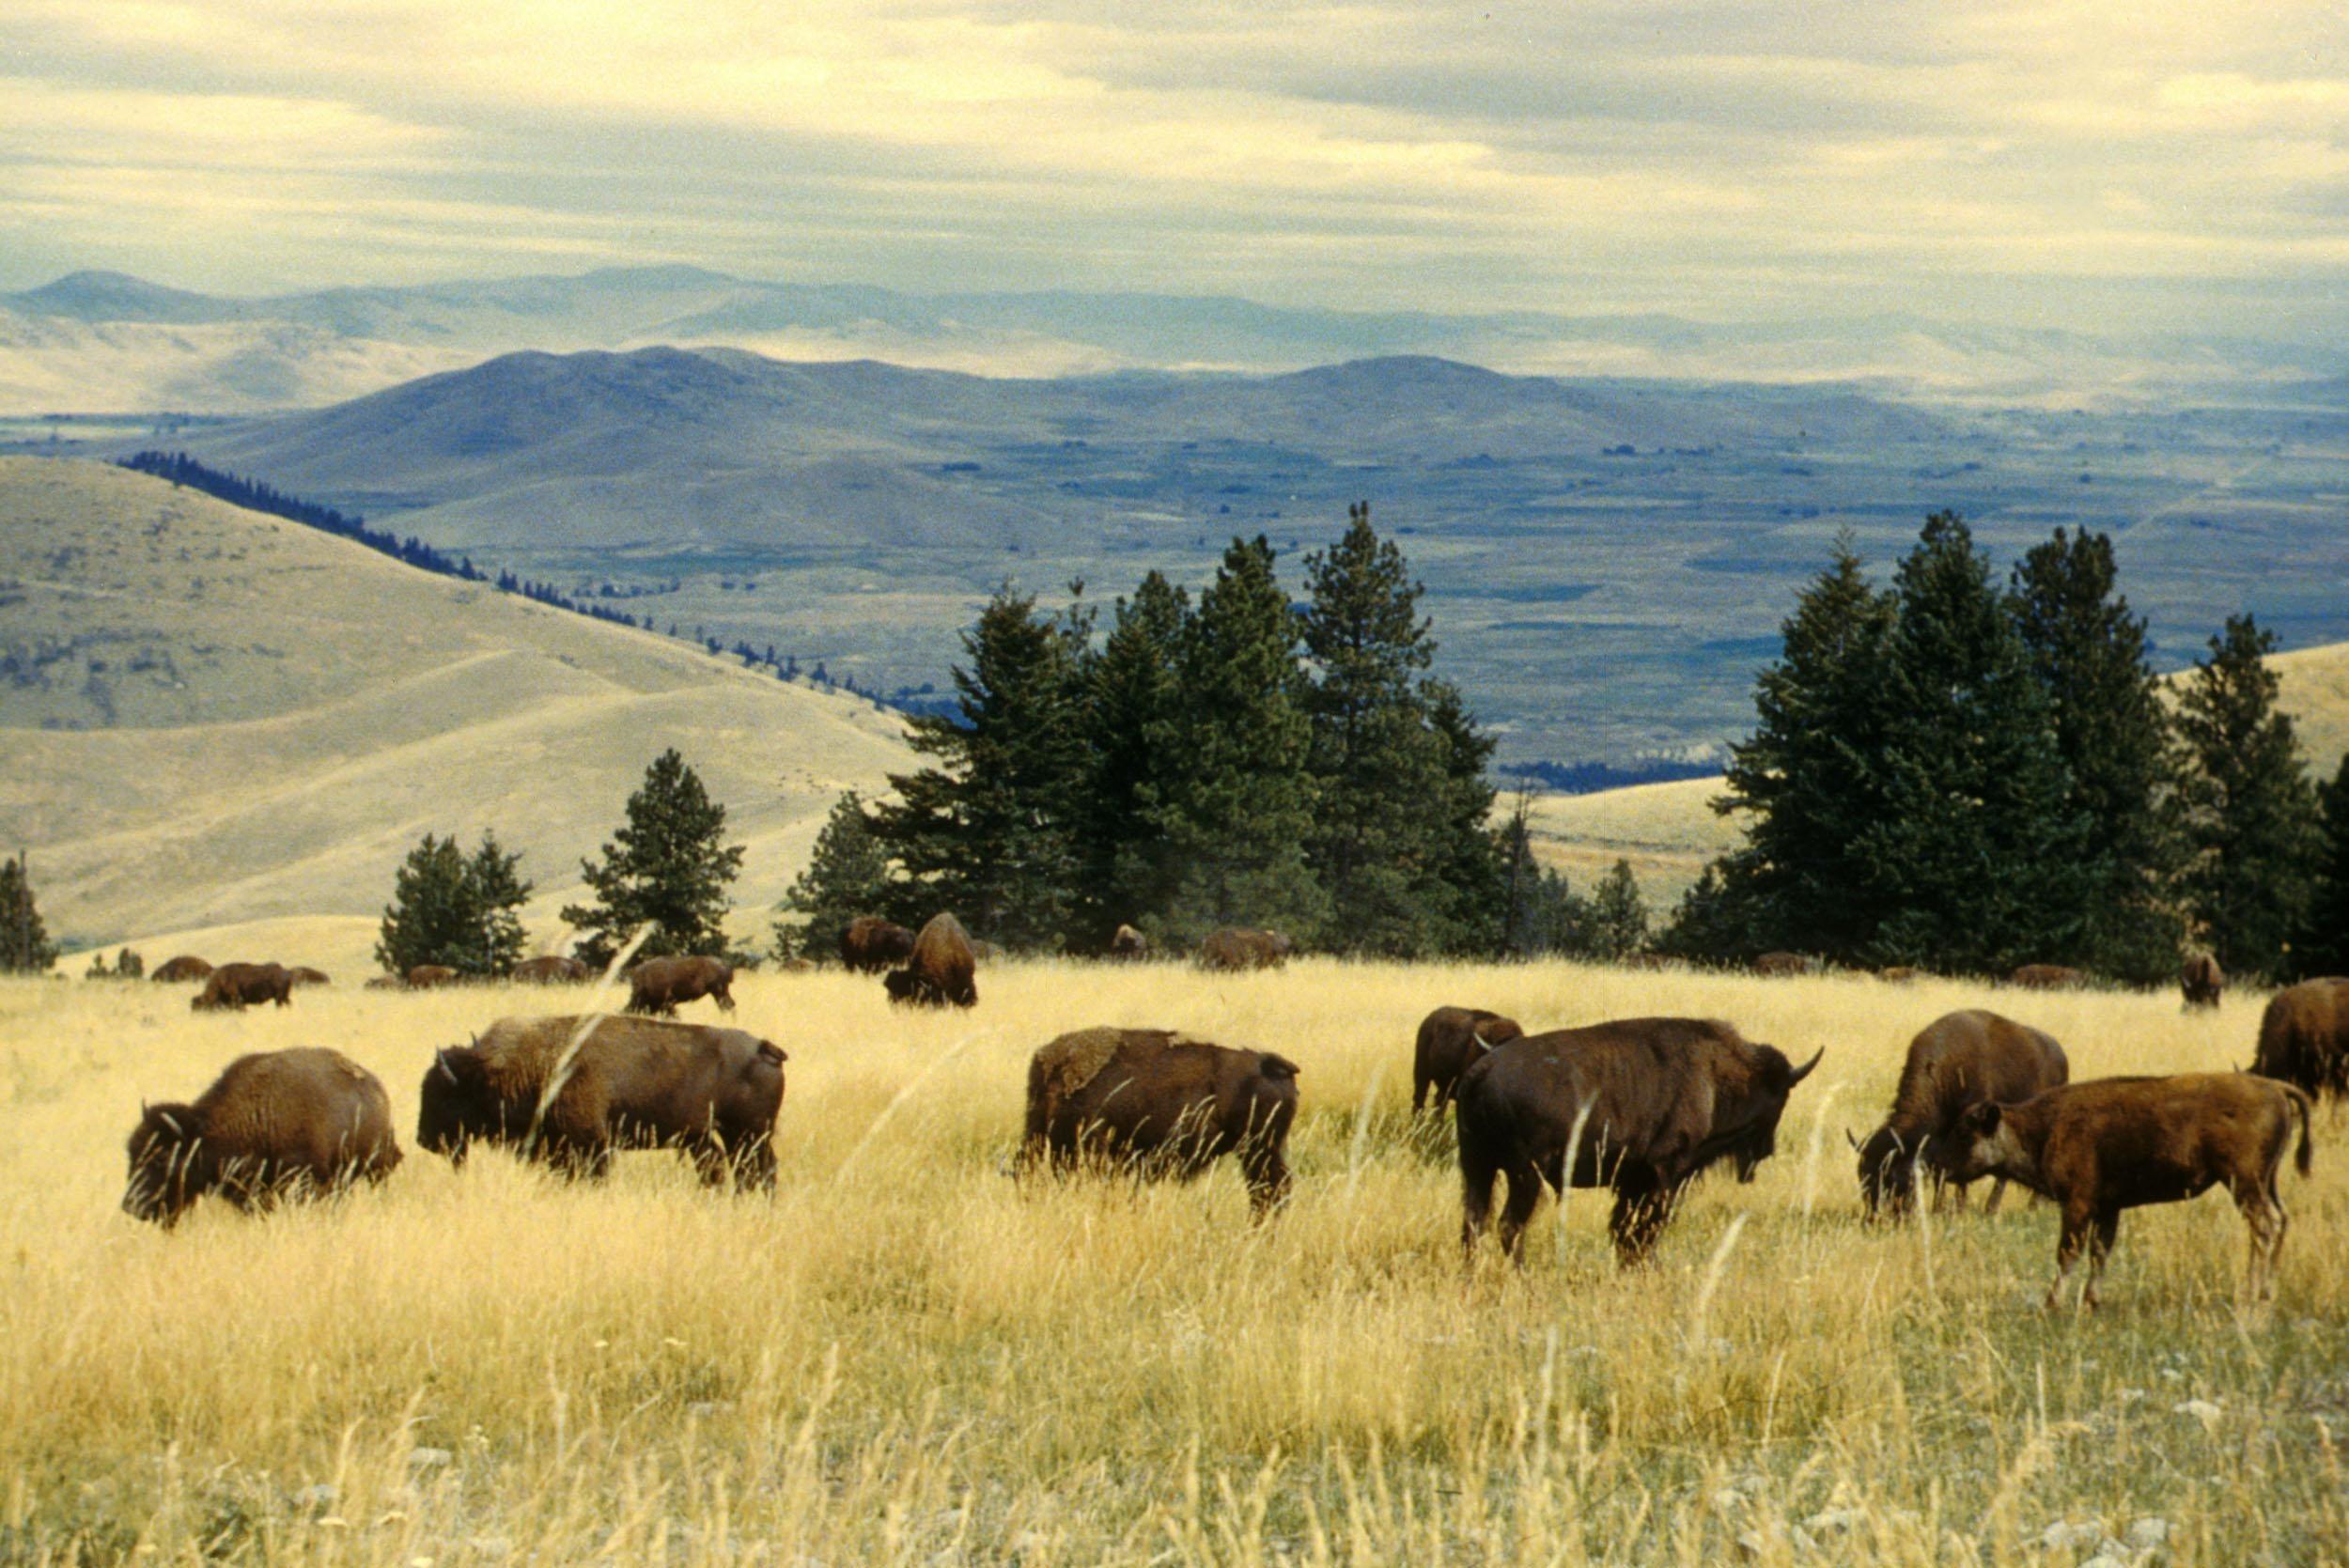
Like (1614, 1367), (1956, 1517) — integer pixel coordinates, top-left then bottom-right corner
(1299, 503), (1454, 954)
(2176, 615), (2320, 981)
(867, 588), (1093, 951)
(1861, 512), (2091, 971)
(2295, 753), (2349, 979)
(1422, 677), (1503, 954)
(1656, 864), (1745, 965)
(1152, 536), (1327, 942)
(2010, 528), (2185, 982)
(1579, 859), (1650, 960)
(463, 832), (532, 977)
(377, 831), (533, 976)
(563, 750), (746, 966)
(774, 790), (894, 962)
(1081, 572), (1191, 946)
(0, 853), (57, 974)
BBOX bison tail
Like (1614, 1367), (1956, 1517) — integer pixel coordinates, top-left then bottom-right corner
(1259, 1053), (1300, 1081)
(2288, 1084), (2315, 1178)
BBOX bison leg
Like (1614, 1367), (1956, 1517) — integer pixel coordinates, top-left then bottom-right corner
(2232, 1172), (2288, 1301)
(734, 1139), (778, 1193)
(2080, 1208), (2121, 1311)
(713, 984), (736, 1013)
(1608, 1170), (1677, 1266)
(1494, 1164), (1546, 1265)
(1982, 1177), (2009, 1217)
(1459, 1149), (1498, 1263)
(1413, 1070), (1432, 1115)
(2046, 1200), (2095, 1311)
(1241, 1143), (1292, 1217)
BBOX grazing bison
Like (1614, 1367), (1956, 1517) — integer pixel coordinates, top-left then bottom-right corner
(1110, 924), (1150, 960)
(1198, 928), (1294, 971)
(1943, 1074), (2313, 1310)
(364, 974), (405, 990)
(122, 1048), (400, 1227)
(1457, 1017), (1823, 1266)
(406, 964), (459, 989)
(288, 967), (331, 987)
(1878, 966), (1921, 984)
(417, 1014), (786, 1188)
(1854, 1009), (2069, 1220)
(192, 962), (294, 1012)
(2252, 978), (2349, 1100)
(626, 955), (735, 1016)
(778, 956), (817, 973)
(884, 913), (978, 1008)
(1020, 1027), (1299, 1214)
(1752, 952), (1819, 977)
(1412, 1006), (1526, 1113)
(2180, 953), (2224, 1010)
(2009, 964), (2084, 990)
(840, 917), (917, 974)
(150, 955), (213, 984)
(511, 955), (593, 985)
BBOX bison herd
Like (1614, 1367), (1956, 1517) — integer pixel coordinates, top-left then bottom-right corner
(106, 939), (2349, 1313)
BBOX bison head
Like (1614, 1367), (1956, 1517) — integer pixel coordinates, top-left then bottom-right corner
(1852, 1124), (1919, 1220)
(1939, 1101), (2015, 1186)
(1711, 1044), (1823, 1183)
(122, 1101), (201, 1225)
(415, 1044), (494, 1163)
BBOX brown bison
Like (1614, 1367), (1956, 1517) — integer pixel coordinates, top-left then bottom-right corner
(840, 916), (917, 974)
(1458, 1017), (1823, 1266)
(288, 966), (331, 987)
(1943, 1074), (2313, 1309)
(2009, 964), (2084, 990)
(1854, 1009), (2069, 1220)
(2252, 977), (2349, 1099)
(1198, 928), (1294, 971)
(970, 939), (1003, 965)
(150, 955), (213, 983)
(1752, 952), (1819, 977)
(406, 964), (459, 989)
(511, 955), (593, 985)
(2180, 953), (2224, 1010)
(122, 1048), (400, 1226)
(1110, 924), (1150, 960)
(364, 975), (405, 990)
(1020, 1027), (1299, 1214)
(1412, 1006), (1526, 1113)
(417, 1014), (786, 1188)
(191, 962), (294, 1011)
(626, 955), (735, 1016)
(1878, 966), (1921, 984)
(884, 913), (978, 1008)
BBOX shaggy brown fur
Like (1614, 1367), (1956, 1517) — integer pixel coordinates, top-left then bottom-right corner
(150, 955), (213, 984)
(122, 1048), (400, 1226)
(626, 955), (735, 1016)
(191, 962), (294, 1011)
(1412, 1005), (1526, 1112)
(1110, 924), (1150, 960)
(288, 967), (331, 987)
(1752, 952), (1819, 977)
(1944, 1074), (2313, 1310)
(2252, 978), (2349, 1099)
(884, 913), (978, 1008)
(2180, 953), (2225, 1010)
(841, 917), (917, 974)
(511, 955), (593, 985)
(406, 964), (459, 989)
(2009, 964), (2085, 990)
(1197, 928), (1294, 971)
(1855, 1009), (2069, 1220)
(417, 1014), (786, 1188)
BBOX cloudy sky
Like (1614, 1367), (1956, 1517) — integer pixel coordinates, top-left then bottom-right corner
(3, 1), (2343, 334)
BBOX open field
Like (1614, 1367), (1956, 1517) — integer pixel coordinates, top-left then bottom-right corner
(4, 960), (2343, 1565)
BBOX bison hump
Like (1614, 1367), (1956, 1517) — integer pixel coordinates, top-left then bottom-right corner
(1258, 1053), (1300, 1081)
(1034, 1028), (1133, 1113)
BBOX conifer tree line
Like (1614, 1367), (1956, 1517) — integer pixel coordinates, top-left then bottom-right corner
(1659, 512), (2337, 984)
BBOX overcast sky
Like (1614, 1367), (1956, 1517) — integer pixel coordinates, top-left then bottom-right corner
(3, 1), (2343, 334)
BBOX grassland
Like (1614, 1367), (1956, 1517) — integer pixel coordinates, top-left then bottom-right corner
(4, 960), (2342, 1566)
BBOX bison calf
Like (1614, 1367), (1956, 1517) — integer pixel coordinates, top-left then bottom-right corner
(418, 1014), (786, 1188)
(1412, 1005), (1525, 1113)
(1021, 1027), (1299, 1215)
(1943, 1074), (2313, 1310)
(192, 962), (294, 1011)
(123, 1048), (401, 1226)
(627, 955), (735, 1016)
(1855, 1009), (2069, 1220)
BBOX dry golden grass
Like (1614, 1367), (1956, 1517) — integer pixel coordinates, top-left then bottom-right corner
(5, 960), (2344, 1566)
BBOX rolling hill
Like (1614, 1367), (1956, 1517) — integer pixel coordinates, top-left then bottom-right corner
(0, 457), (912, 950)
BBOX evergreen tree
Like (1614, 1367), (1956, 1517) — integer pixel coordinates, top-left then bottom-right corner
(1578, 859), (1650, 960)
(377, 831), (533, 976)
(463, 832), (533, 977)
(1861, 512), (2090, 970)
(774, 790), (894, 962)
(1422, 677), (1503, 954)
(1152, 536), (1327, 942)
(1655, 863), (1744, 965)
(1081, 572), (1191, 946)
(563, 751), (745, 966)
(1491, 796), (1584, 955)
(2295, 753), (2349, 979)
(2010, 528), (2185, 982)
(2176, 615), (2320, 980)
(1299, 503), (1455, 954)
(868, 588), (1093, 951)
(0, 853), (56, 974)
(1707, 533), (1901, 962)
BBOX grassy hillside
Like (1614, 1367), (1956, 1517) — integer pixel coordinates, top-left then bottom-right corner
(0, 457), (912, 947)
(1, 959), (2336, 1564)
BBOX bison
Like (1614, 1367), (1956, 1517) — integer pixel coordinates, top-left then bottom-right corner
(150, 955), (213, 983)
(1412, 1005), (1526, 1113)
(288, 966), (331, 987)
(1110, 924), (1150, 960)
(2252, 977), (2349, 1100)
(1878, 966), (1921, 984)
(406, 964), (459, 989)
(511, 955), (593, 985)
(1198, 928), (1294, 971)
(122, 1048), (400, 1227)
(1854, 1009), (2069, 1220)
(417, 1014), (786, 1188)
(1457, 1017), (1823, 1266)
(884, 913), (977, 1008)
(191, 962), (294, 1011)
(1752, 952), (1819, 977)
(2008, 964), (2084, 990)
(626, 955), (735, 1016)
(364, 975), (405, 990)
(1020, 1027), (1299, 1214)
(1942, 1074), (2313, 1309)
(2180, 953), (2224, 1011)
(841, 917), (916, 974)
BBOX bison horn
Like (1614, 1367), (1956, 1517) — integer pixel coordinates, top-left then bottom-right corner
(1843, 1129), (1860, 1152)
(1788, 1048), (1824, 1086)
(435, 1048), (460, 1085)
